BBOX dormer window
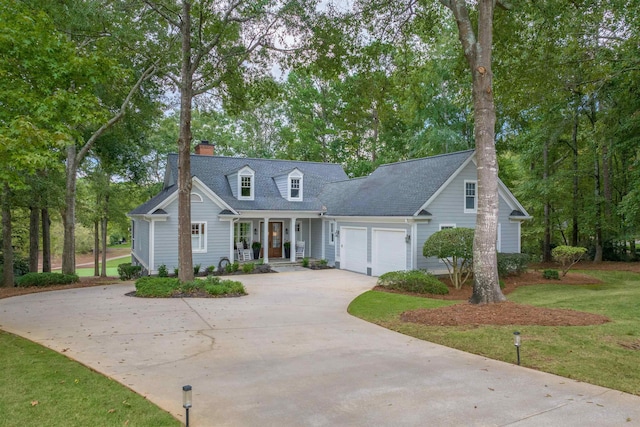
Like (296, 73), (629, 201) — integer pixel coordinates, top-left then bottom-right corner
(290, 178), (300, 199)
(287, 169), (303, 201)
(237, 167), (255, 200)
(241, 176), (252, 197)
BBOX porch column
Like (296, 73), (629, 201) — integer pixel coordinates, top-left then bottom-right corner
(230, 221), (236, 262)
(263, 217), (269, 264)
(290, 217), (297, 262)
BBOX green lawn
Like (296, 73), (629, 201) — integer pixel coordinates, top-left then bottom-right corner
(348, 270), (640, 395)
(75, 256), (131, 277)
(0, 331), (179, 427)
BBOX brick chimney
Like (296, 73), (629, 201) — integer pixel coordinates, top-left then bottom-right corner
(195, 140), (215, 156)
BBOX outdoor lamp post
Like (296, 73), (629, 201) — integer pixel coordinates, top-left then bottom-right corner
(513, 331), (521, 365)
(182, 385), (192, 427)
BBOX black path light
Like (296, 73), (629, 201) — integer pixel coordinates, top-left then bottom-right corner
(513, 331), (521, 365)
(183, 385), (192, 427)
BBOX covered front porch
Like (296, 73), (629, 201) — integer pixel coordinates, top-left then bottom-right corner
(222, 213), (324, 265)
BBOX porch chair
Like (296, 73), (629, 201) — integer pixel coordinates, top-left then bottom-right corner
(237, 241), (252, 261)
(295, 241), (305, 259)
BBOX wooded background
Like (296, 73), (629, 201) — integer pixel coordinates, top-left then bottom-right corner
(1, 0), (638, 282)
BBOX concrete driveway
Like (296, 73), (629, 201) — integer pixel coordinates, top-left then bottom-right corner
(1, 269), (639, 426)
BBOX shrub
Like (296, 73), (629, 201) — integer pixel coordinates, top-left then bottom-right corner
(173, 268), (179, 276)
(206, 265), (216, 274)
(242, 263), (255, 273)
(134, 276), (246, 298)
(194, 264), (201, 275)
(0, 253), (30, 279)
(225, 262), (239, 274)
(117, 263), (142, 281)
(551, 245), (587, 276)
(302, 257), (309, 268)
(318, 259), (328, 266)
(497, 253), (530, 277)
(377, 270), (449, 295)
(158, 264), (169, 277)
(17, 272), (79, 287)
(543, 269), (560, 280)
(423, 228), (474, 289)
(135, 277), (180, 297)
(203, 277), (246, 296)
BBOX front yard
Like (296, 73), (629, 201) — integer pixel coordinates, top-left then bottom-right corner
(349, 269), (640, 395)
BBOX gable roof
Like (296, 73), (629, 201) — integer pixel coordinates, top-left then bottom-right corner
(320, 150), (476, 216)
(138, 155), (348, 214)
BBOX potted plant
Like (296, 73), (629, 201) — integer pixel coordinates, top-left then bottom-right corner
(284, 241), (291, 259)
(252, 241), (262, 259)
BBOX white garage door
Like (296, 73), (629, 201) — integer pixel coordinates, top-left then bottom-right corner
(340, 227), (368, 274)
(372, 229), (407, 276)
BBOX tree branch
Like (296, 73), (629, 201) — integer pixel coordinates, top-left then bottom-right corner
(439, 0), (477, 66)
(143, 0), (180, 28)
(76, 61), (159, 163)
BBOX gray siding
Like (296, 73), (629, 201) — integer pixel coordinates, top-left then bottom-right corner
(274, 175), (287, 199)
(152, 189), (230, 273)
(323, 220), (337, 265)
(131, 219), (150, 272)
(309, 218), (322, 259)
(415, 161), (522, 273)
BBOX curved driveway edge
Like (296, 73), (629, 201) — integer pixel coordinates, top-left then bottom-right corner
(1, 269), (639, 426)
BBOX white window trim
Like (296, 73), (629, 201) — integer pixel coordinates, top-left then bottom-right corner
(191, 192), (203, 203)
(238, 168), (255, 201)
(191, 221), (207, 253)
(464, 180), (477, 214)
(234, 221), (252, 247)
(288, 172), (303, 201)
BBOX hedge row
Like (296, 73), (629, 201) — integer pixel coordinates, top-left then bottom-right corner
(16, 272), (80, 287)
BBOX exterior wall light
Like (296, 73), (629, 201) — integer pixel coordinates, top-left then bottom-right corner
(513, 331), (521, 365)
(405, 234), (411, 243)
(183, 385), (192, 426)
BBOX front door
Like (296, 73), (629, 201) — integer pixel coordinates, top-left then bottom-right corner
(268, 222), (283, 258)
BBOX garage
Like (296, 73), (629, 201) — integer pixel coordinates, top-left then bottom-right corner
(340, 227), (368, 274)
(372, 229), (407, 276)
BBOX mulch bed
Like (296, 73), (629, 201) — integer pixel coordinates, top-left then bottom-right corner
(379, 270), (614, 327)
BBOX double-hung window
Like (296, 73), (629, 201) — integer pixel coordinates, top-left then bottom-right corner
(241, 176), (252, 198)
(290, 178), (300, 199)
(191, 222), (207, 252)
(464, 180), (477, 213)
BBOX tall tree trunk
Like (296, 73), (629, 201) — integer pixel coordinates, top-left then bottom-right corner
(2, 183), (13, 287)
(101, 217), (108, 277)
(101, 192), (109, 277)
(29, 206), (39, 272)
(593, 145), (603, 262)
(542, 141), (552, 262)
(442, 0), (505, 304)
(571, 107), (579, 247)
(94, 220), (100, 277)
(177, 0), (194, 282)
(42, 208), (51, 273)
(371, 105), (379, 163)
(62, 144), (77, 275)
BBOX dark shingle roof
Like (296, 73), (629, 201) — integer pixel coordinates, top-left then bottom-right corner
(129, 185), (177, 215)
(320, 150), (475, 216)
(164, 155), (348, 212)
